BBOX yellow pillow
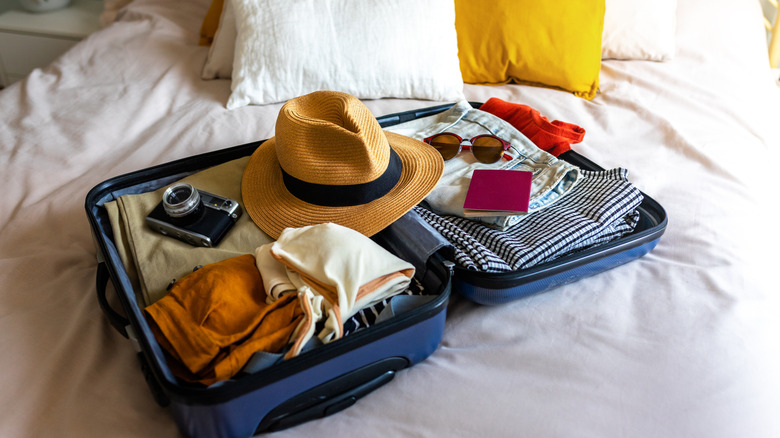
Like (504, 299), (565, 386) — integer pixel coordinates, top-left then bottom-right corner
(454, 0), (605, 99)
(199, 0), (224, 46)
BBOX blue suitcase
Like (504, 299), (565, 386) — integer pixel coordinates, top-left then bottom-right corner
(85, 103), (666, 437)
(85, 138), (452, 438)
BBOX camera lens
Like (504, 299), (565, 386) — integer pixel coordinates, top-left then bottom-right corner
(162, 183), (202, 218)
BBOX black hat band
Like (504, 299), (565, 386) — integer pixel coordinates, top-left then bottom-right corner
(281, 147), (403, 208)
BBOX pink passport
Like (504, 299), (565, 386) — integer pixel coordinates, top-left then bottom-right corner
(463, 169), (532, 216)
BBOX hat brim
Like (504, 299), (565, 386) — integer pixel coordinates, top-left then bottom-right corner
(242, 131), (444, 239)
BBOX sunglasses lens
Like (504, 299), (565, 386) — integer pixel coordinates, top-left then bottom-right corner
(428, 133), (461, 161)
(471, 136), (505, 163)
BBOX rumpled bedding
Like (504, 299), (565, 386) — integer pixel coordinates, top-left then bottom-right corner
(1, 0), (779, 437)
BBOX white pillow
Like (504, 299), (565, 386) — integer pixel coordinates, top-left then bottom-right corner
(601, 0), (677, 61)
(225, 0), (465, 109)
(201, 0), (235, 79)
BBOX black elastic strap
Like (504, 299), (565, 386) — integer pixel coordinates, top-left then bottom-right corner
(96, 261), (130, 338)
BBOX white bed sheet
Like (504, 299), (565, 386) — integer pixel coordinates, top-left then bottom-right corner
(1, 0), (779, 437)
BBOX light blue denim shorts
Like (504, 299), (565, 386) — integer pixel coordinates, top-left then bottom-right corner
(386, 101), (582, 229)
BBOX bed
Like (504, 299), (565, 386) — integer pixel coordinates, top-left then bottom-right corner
(1, 0), (779, 436)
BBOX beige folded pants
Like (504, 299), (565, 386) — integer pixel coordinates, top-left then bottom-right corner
(104, 157), (274, 305)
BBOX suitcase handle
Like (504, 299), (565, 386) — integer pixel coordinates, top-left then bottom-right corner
(96, 261), (130, 338)
(256, 357), (409, 433)
(96, 263), (170, 407)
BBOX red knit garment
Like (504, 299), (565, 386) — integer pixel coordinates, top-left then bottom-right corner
(480, 97), (585, 157)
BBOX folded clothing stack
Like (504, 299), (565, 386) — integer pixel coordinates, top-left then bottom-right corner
(144, 223), (421, 386)
(387, 100), (643, 272)
(415, 168), (643, 273)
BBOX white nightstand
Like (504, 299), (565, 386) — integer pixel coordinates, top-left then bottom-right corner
(0, 0), (102, 87)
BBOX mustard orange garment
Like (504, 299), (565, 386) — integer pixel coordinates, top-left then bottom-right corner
(144, 254), (303, 386)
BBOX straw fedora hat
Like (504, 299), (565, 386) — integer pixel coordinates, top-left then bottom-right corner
(241, 91), (444, 239)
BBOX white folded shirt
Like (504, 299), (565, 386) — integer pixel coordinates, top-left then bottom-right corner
(255, 223), (415, 356)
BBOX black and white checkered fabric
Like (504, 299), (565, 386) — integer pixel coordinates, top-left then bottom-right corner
(414, 168), (644, 273)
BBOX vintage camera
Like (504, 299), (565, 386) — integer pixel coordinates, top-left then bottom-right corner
(145, 183), (242, 247)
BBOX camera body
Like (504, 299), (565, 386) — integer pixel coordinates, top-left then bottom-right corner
(145, 183), (242, 247)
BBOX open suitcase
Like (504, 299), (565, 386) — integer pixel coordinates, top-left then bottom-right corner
(85, 102), (667, 438)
